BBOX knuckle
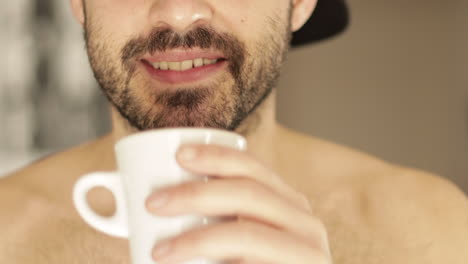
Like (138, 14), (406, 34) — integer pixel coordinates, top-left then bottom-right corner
(209, 145), (230, 157)
(195, 145), (225, 160)
(177, 229), (206, 250)
(196, 146), (212, 158)
(185, 232), (203, 245)
(179, 182), (202, 198)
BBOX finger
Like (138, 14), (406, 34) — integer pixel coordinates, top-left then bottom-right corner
(152, 220), (329, 264)
(176, 144), (312, 212)
(146, 178), (328, 247)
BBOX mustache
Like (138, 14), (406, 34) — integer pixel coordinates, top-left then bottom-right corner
(120, 26), (246, 77)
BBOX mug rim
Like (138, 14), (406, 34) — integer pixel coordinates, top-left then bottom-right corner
(115, 128), (246, 150)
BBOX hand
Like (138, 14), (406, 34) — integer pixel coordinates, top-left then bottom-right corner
(145, 144), (332, 264)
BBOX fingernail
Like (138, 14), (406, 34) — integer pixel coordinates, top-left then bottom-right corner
(149, 192), (170, 209)
(153, 240), (172, 259)
(179, 146), (198, 161)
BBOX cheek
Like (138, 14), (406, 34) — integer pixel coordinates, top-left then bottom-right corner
(215, 0), (288, 41)
(87, 0), (148, 37)
(87, 0), (288, 53)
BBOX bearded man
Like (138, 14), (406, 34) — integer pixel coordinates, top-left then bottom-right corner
(1, 0), (467, 263)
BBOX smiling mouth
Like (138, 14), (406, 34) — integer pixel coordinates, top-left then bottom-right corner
(143, 57), (227, 71)
(141, 57), (228, 85)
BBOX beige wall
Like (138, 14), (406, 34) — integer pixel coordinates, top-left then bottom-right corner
(277, 0), (468, 193)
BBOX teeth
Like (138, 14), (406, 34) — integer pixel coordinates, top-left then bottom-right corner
(168, 61), (181, 70)
(151, 58), (220, 71)
(194, 58), (204, 68)
(204, 58), (217, 65)
(181, 60), (194, 71)
(160, 61), (168, 70)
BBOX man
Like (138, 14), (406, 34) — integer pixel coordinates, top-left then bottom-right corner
(1, 0), (467, 263)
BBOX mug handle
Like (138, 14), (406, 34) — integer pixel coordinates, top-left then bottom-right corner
(72, 172), (129, 238)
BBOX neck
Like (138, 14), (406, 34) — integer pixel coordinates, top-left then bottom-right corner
(110, 90), (280, 168)
(12, 91), (285, 208)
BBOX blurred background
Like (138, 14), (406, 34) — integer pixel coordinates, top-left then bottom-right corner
(1, 0), (467, 193)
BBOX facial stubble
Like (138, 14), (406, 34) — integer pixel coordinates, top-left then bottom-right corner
(84, 8), (292, 132)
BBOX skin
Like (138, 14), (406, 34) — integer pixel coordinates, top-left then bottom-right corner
(1, 0), (468, 263)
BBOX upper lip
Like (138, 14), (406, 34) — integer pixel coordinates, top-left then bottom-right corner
(142, 48), (226, 63)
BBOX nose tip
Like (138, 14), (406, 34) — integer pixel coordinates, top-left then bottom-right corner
(149, 0), (213, 33)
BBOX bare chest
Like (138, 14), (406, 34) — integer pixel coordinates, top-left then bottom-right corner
(310, 188), (431, 264)
(3, 178), (424, 264)
(3, 209), (131, 264)
(6, 207), (426, 264)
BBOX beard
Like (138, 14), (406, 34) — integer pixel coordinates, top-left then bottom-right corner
(84, 10), (292, 131)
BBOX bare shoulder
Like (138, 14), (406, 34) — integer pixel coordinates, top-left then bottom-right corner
(0, 183), (129, 263)
(328, 166), (468, 263)
(0, 136), (127, 263)
(279, 127), (468, 263)
(0, 135), (114, 200)
(0, 183), (62, 262)
(368, 166), (468, 217)
(366, 167), (468, 262)
(0, 183), (52, 229)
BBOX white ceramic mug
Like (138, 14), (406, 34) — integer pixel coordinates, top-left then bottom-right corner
(73, 128), (247, 264)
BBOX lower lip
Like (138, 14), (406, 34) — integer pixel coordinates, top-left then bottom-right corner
(142, 60), (227, 84)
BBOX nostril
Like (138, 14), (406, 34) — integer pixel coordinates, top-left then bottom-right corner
(148, 0), (214, 33)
